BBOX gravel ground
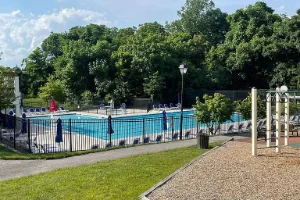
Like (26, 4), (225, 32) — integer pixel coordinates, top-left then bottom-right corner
(148, 141), (300, 200)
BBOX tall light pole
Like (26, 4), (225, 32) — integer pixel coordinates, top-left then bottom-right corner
(179, 64), (188, 140)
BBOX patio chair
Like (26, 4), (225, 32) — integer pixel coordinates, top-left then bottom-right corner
(184, 131), (190, 139)
(176, 103), (181, 110)
(105, 143), (112, 148)
(166, 132), (178, 141)
(150, 135), (162, 143)
(28, 108), (35, 115)
(41, 107), (48, 114)
(233, 123), (244, 132)
(242, 122), (252, 132)
(60, 106), (69, 112)
(23, 108), (28, 114)
(118, 139), (126, 147)
(121, 103), (126, 110)
(158, 104), (164, 111)
(169, 103), (177, 110)
(100, 104), (105, 110)
(35, 108), (41, 115)
(140, 136), (150, 144)
(132, 138), (140, 145)
(219, 125), (234, 134)
(164, 104), (170, 110)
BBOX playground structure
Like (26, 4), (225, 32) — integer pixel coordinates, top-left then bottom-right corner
(251, 87), (300, 156)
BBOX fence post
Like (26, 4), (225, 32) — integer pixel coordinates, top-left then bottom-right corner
(13, 115), (16, 149)
(109, 115), (112, 147)
(171, 116), (174, 137)
(27, 119), (31, 153)
(142, 118), (145, 143)
(69, 119), (72, 152)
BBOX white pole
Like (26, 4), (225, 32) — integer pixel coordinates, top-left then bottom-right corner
(266, 93), (271, 147)
(285, 93), (289, 146)
(252, 88), (257, 156)
(14, 76), (21, 117)
(276, 88), (281, 153)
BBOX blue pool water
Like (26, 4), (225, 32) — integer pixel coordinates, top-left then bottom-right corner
(29, 111), (243, 140)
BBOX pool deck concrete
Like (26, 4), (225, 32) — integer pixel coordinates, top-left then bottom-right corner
(0, 133), (250, 181)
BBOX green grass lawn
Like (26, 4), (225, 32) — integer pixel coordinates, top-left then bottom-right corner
(0, 142), (220, 200)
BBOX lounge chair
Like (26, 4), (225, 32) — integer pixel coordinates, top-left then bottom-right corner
(140, 136), (150, 144)
(164, 104), (170, 110)
(105, 143), (112, 148)
(242, 122), (252, 132)
(100, 104), (105, 110)
(60, 106), (69, 112)
(184, 131), (190, 138)
(219, 125), (234, 134)
(23, 108), (28, 114)
(176, 103), (181, 109)
(41, 144), (68, 153)
(150, 135), (162, 143)
(35, 108), (41, 115)
(28, 108), (35, 115)
(121, 103), (126, 109)
(169, 103), (177, 110)
(41, 107), (48, 114)
(153, 104), (158, 110)
(118, 140), (126, 147)
(158, 104), (164, 111)
(233, 123), (244, 132)
(166, 132), (178, 141)
(132, 138), (140, 145)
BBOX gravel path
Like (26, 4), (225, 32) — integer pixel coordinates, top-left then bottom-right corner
(148, 141), (300, 200)
(0, 134), (249, 181)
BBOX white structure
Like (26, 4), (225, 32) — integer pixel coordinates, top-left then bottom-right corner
(13, 76), (21, 117)
(252, 86), (291, 156)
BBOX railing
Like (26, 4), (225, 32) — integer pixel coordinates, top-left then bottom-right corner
(0, 112), (246, 154)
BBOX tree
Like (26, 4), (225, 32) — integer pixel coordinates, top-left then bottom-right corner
(0, 70), (15, 110)
(38, 76), (66, 103)
(194, 93), (234, 135)
(236, 93), (266, 120)
(168, 0), (229, 45)
(22, 48), (54, 96)
(143, 71), (165, 101)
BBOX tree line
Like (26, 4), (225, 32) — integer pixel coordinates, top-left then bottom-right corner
(2, 0), (300, 106)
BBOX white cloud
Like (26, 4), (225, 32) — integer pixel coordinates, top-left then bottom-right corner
(0, 8), (110, 67)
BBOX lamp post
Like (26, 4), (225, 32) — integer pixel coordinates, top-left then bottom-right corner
(179, 64), (188, 140)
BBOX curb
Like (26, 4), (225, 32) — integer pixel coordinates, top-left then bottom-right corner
(139, 137), (235, 200)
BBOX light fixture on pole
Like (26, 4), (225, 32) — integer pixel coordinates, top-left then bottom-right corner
(179, 64), (188, 140)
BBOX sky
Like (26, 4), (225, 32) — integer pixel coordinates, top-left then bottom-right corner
(0, 0), (299, 68)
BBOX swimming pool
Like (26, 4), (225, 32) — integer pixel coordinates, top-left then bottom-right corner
(29, 111), (243, 140)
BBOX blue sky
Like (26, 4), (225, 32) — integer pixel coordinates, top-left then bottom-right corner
(0, 0), (299, 67)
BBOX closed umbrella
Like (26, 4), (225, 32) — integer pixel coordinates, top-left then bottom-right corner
(162, 110), (167, 130)
(21, 113), (27, 133)
(7, 110), (14, 129)
(108, 115), (114, 134)
(55, 118), (63, 143)
(178, 93), (180, 104)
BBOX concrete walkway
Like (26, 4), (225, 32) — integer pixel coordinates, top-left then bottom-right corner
(0, 133), (250, 181)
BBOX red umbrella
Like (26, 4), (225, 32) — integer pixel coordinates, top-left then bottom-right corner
(49, 98), (57, 112)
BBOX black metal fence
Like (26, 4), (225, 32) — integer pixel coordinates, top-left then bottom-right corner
(0, 112), (247, 154)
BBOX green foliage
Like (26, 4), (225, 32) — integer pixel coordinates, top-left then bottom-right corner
(81, 90), (94, 106)
(236, 93), (266, 120)
(38, 76), (66, 103)
(143, 71), (165, 101)
(194, 93), (234, 134)
(0, 70), (15, 110)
